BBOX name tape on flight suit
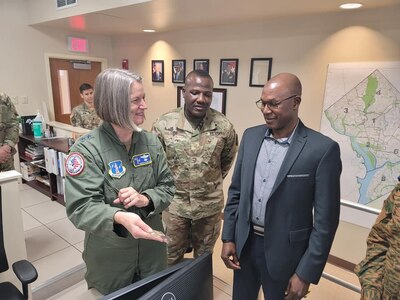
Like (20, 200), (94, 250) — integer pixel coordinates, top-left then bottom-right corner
(132, 153), (152, 167)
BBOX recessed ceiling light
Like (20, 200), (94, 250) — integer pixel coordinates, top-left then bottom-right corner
(143, 29), (156, 33)
(340, 3), (363, 9)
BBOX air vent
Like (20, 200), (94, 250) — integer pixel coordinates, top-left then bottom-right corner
(56, 0), (78, 10)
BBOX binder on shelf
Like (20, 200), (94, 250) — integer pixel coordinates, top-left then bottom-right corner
(49, 149), (59, 175)
(44, 147), (51, 173)
(58, 152), (67, 177)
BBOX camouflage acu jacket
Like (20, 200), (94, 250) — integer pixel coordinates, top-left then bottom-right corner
(70, 102), (101, 130)
(355, 182), (400, 299)
(152, 107), (238, 220)
(0, 92), (19, 171)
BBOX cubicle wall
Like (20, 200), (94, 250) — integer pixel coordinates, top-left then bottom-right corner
(0, 171), (28, 293)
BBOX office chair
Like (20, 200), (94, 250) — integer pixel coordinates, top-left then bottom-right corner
(0, 186), (38, 300)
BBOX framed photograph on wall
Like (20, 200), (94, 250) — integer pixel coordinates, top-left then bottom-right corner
(177, 86), (227, 115)
(193, 59), (210, 73)
(249, 58), (273, 87)
(152, 60), (164, 82)
(220, 59), (239, 86)
(172, 59), (186, 83)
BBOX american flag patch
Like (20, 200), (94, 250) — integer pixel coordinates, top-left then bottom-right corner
(65, 152), (85, 176)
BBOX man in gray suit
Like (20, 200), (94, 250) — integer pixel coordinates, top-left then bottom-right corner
(221, 73), (342, 300)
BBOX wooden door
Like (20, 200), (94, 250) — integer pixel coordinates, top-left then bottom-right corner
(49, 58), (101, 124)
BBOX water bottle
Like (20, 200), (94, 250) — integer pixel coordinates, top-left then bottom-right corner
(32, 111), (44, 139)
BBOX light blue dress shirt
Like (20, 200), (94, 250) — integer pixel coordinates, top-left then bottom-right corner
(251, 124), (298, 227)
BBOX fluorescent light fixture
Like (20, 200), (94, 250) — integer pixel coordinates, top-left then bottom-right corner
(340, 3), (363, 9)
(143, 29), (156, 32)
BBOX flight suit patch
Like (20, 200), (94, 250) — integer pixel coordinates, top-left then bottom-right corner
(108, 160), (126, 178)
(132, 153), (152, 167)
(65, 152), (85, 176)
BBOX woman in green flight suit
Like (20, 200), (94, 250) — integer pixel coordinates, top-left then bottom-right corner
(65, 69), (175, 295)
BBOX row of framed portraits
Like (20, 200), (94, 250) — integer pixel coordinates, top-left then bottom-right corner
(152, 58), (272, 87)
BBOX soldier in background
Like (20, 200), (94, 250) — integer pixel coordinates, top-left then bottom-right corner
(152, 70), (238, 265)
(70, 83), (101, 130)
(0, 92), (19, 171)
(355, 177), (400, 299)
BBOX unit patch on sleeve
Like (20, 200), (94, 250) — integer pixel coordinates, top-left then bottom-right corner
(65, 152), (85, 176)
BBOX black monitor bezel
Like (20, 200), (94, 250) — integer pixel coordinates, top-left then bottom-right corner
(101, 259), (191, 300)
(138, 252), (213, 299)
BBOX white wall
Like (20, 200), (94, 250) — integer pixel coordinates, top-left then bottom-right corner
(0, 0), (113, 118)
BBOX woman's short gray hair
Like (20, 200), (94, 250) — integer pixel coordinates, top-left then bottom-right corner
(94, 68), (143, 131)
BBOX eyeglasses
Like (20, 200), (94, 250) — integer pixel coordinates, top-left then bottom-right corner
(255, 95), (298, 110)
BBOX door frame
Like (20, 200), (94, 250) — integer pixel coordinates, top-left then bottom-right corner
(44, 53), (108, 122)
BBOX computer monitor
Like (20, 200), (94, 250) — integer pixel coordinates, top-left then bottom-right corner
(102, 252), (213, 300)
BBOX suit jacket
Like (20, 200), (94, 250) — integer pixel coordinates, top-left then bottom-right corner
(152, 71), (163, 81)
(174, 71), (184, 81)
(222, 121), (342, 284)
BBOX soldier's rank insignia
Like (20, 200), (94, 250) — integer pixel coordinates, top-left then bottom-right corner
(108, 160), (126, 178)
(132, 152), (152, 167)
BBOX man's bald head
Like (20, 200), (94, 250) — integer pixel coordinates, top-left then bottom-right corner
(266, 73), (302, 97)
(259, 72), (302, 139)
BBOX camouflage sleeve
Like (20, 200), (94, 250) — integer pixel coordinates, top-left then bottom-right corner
(354, 222), (388, 293)
(70, 107), (82, 127)
(220, 123), (238, 178)
(381, 184), (400, 297)
(3, 94), (19, 148)
(354, 196), (393, 292)
(360, 288), (382, 299)
(151, 120), (166, 151)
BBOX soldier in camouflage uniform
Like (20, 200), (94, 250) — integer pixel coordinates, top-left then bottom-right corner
(355, 178), (400, 300)
(70, 83), (101, 130)
(152, 70), (238, 265)
(0, 92), (19, 171)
